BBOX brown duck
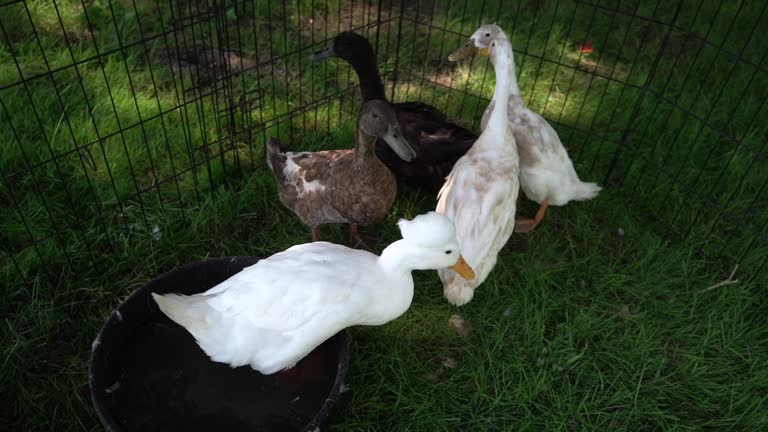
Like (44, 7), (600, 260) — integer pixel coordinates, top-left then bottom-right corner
(267, 100), (416, 247)
(312, 31), (477, 193)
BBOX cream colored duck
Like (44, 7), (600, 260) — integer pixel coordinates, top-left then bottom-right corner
(449, 24), (601, 232)
(152, 212), (475, 375)
(436, 28), (519, 306)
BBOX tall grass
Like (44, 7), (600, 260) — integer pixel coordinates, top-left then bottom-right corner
(1, 0), (767, 430)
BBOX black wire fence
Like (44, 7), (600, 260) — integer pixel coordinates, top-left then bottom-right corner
(1, 0), (766, 284)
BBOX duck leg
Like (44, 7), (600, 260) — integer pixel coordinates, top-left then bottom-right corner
(349, 224), (380, 251)
(514, 197), (549, 233)
(311, 227), (321, 241)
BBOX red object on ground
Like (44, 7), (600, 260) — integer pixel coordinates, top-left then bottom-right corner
(577, 41), (593, 54)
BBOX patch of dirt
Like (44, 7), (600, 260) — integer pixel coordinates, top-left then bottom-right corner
(424, 59), (466, 87)
(57, 28), (96, 43)
(575, 55), (631, 81)
(156, 44), (258, 86)
(292, 3), (393, 41)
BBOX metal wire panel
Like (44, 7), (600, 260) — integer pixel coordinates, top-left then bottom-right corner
(1, 0), (766, 283)
(0, 0), (392, 281)
(394, 0), (768, 282)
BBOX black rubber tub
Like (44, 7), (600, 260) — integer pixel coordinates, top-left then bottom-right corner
(89, 256), (350, 432)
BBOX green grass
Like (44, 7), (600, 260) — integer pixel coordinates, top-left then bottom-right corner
(2, 0), (767, 430)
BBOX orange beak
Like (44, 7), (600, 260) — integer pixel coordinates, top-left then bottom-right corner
(448, 38), (478, 61)
(449, 255), (475, 280)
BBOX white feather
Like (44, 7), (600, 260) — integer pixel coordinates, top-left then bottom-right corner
(437, 28), (520, 306)
(398, 211), (456, 248)
(152, 213), (469, 374)
(282, 153), (326, 197)
(477, 26), (601, 206)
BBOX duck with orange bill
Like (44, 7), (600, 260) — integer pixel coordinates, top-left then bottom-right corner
(449, 24), (601, 233)
(437, 26), (521, 306)
(152, 212), (475, 375)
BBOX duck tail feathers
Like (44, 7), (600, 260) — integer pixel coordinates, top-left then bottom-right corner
(266, 137), (287, 178)
(152, 292), (209, 336)
(267, 137), (285, 155)
(570, 181), (602, 202)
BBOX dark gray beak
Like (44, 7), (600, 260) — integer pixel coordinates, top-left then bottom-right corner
(310, 45), (335, 60)
(381, 125), (417, 162)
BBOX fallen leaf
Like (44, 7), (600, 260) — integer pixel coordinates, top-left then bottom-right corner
(442, 357), (459, 369)
(448, 314), (471, 337)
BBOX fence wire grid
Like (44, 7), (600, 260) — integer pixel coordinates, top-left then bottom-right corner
(1, 0), (767, 284)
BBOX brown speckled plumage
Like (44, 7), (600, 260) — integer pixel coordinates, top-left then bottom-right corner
(316, 31), (477, 193)
(267, 100), (412, 234)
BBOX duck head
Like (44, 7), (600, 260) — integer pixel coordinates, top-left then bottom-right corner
(448, 24), (504, 61)
(311, 31), (375, 65)
(312, 32), (387, 104)
(382, 212), (475, 280)
(359, 100), (416, 162)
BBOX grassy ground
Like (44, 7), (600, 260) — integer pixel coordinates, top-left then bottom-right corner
(2, 0), (767, 430)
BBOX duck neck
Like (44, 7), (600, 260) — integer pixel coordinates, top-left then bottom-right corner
(349, 54), (387, 102)
(359, 240), (416, 324)
(354, 128), (377, 161)
(488, 34), (520, 127)
(378, 240), (422, 277)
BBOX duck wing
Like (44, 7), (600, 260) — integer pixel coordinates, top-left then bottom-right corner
(375, 102), (477, 192)
(511, 108), (601, 205)
(161, 242), (374, 371)
(436, 151), (519, 288)
(267, 137), (351, 189)
(204, 242), (370, 331)
(394, 101), (449, 123)
(266, 137), (354, 223)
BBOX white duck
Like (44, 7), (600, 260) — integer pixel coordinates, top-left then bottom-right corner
(449, 24), (601, 232)
(436, 28), (520, 306)
(152, 212), (475, 375)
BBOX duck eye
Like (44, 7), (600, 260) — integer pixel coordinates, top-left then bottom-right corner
(445, 250), (452, 255)
(485, 32), (491, 37)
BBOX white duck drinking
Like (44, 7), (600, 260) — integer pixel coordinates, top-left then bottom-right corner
(152, 212), (474, 374)
(449, 24), (601, 232)
(436, 28), (520, 306)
